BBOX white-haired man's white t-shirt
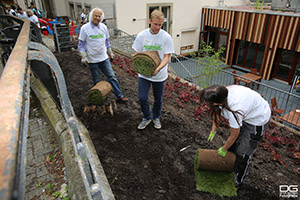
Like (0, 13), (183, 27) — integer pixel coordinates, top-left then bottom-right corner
(79, 22), (109, 63)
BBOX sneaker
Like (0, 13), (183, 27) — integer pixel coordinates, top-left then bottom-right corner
(116, 97), (128, 103)
(138, 118), (151, 130)
(153, 118), (161, 129)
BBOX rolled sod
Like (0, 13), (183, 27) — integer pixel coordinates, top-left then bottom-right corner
(197, 149), (236, 172)
(88, 81), (112, 105)
(194, 150), (237, 197)
(132, 51), (161, 76)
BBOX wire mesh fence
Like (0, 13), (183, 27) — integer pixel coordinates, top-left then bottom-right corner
(169, 53), (300, 130)
(107, 28), (300, 130)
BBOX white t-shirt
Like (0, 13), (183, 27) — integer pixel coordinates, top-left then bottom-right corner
(81, 13), (87, 23)
(79, 22), (110, 63)
(17, 12), (28, 19)
(221, 85), (271, 128)
(9, 9), (16, 16)
(132, 28), (174, 82)
(27, 15), (40, 27)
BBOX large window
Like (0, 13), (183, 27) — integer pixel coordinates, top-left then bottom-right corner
(147, 4), (172, 34)
(201, 27), (228, 58)
(272, 49), (299, 84)
(235, 40), (265, 72)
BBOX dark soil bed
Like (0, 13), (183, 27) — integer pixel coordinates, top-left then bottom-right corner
(55, 51), (300, 200)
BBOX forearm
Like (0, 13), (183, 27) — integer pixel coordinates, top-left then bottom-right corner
(222, 127), (240, 151)
(211, 119), (217, 133)
(156, 54), (171, 71)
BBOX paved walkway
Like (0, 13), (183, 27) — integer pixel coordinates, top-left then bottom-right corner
(25, 104), (68, 199)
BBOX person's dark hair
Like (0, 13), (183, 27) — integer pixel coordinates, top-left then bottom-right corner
(199, 85), (242, 127)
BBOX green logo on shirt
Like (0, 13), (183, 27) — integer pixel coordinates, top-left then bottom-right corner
(89, 34), (104, 39)
(144, 45), (162, 51)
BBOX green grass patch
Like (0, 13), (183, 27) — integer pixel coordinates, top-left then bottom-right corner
(132, 54), (157, 76)
(88, 90), (108, 105)
(194, 150), (237, 197)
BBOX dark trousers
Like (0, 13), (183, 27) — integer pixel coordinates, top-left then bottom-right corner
(229, 121), (269, 186)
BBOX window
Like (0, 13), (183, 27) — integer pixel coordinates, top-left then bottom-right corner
(272, 49), (298, 83)
(234, 40), (265, 72)
(147, 4), (172, 34)
(69, 3), (75, 21)
(75, 3), (82, 23)
(203, 27), (228, 59)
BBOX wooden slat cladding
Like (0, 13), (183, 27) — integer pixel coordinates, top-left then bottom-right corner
(202, 8), (300, 80)
(264, 15), (285, 79)
(204, 8), (300, 50)
(203, 8), (234, 30)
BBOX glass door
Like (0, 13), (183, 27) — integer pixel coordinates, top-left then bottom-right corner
(272, 49), (299, 84)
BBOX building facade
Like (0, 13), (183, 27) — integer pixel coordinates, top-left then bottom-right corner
(114, 0), (248, 55)
(201, 7), (300, 83)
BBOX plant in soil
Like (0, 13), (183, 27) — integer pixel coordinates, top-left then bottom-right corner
(192, 40), (225, 88)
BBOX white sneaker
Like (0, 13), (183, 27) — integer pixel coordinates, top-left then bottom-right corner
(153, 118), (161, 129)
(138, 118), (151, 130)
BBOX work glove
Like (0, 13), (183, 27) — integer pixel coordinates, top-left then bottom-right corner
(80, 51), (88, 66)
(208, 131), (216, 142)
(107, 48), (114, 60)
(218, 147), (227, 157)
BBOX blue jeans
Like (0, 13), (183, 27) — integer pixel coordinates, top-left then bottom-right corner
(138, 77), (165, 120)
(88, 58), (123, 99)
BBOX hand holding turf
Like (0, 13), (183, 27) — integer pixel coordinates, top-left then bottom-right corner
(208, 131), (216, 142)
(218, 147), (227, 157)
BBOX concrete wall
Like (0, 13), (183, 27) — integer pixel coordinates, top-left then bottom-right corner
(115, 0), (248, 54)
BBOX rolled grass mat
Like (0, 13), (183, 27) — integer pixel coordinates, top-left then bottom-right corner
(88, 81), (112, 105)
(197, 149), (236, 172)
(194, 150), (237, 197)
(132, 51), (161, 76)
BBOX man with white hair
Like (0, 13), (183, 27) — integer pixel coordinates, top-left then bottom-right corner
(26, 9), (40, 28)
(78, 7), (128, 103)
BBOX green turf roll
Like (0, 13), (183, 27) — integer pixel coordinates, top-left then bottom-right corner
(132, 51), (161, 76)
(88, 81), (112, 105)
(197, 148), (236, 172)
(194, 150), (237, 197)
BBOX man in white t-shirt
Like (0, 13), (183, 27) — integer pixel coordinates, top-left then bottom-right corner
(132, 9), (174, 130)
(78, 7), (128, 103)
(80, 9), (87, 25)
(7, 5), (16, 16)
(200, 85), (271, 188)
(26, 9), (40, 28)
(17, 7), (27, 19)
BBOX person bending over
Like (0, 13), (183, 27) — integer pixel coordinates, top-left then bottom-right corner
(200, 84), (271, 187)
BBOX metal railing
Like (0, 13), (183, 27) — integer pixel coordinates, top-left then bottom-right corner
(107, 28), (300, 130)
(169, 53), (300, 130)
(0, 18), (112, 199)
(0, 20), (30, 200)
(108, 27), (136, 56)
